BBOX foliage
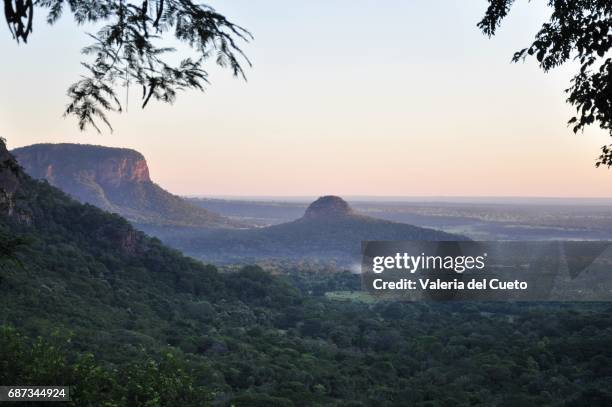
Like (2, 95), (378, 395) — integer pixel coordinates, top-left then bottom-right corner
(0, 326), (210, 405)
(3, 0), (251, 132)
(479, 0), (612, 166)
(2, 145), (612, 405)
(0, 227), (28, 265)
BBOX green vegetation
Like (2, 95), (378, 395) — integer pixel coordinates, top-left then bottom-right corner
(0, 326), (209, 406)
(324, 291), (377, 304)
(2, 145), (612, 405)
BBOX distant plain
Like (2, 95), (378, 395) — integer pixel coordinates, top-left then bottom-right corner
(188, 197), (612, 241)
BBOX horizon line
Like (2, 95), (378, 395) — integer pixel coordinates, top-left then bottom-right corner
(182, 195), (612, 204)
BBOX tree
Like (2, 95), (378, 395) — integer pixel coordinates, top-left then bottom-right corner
(3, 0), (251, 132)
(478, 0), (612, 167)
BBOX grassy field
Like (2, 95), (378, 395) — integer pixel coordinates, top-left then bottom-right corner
(325, 291), (378, 303)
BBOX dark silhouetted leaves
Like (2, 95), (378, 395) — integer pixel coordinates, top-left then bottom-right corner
(4, 0), (251, 132)
(479, 0), (612, 167)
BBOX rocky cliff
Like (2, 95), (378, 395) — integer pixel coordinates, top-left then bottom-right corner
(12, 143), (239, 228)
(0, 139), (21, 218)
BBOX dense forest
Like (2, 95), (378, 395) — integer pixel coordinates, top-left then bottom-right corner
(2, 142), (612, 406)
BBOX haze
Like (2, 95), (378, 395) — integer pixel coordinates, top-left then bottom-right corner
(1, 0), (611, 197)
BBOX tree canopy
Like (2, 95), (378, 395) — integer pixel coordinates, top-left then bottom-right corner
(479, 0), (612, 167)
(3, 0), (251, 132)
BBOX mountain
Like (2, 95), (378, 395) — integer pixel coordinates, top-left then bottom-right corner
(11, 143), (239, 228)
(142, 195), (465, 264)
(2, 139), (610, 406)
(11, 143), (462, 265)
(0, 137), (304, 403)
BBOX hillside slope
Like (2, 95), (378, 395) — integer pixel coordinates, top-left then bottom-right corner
(143, 196), (465, 264)
(1, 140), (611, 406)
(12, 143), (239, 228)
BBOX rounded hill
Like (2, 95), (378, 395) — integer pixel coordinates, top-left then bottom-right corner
(303, 196), (353, 219)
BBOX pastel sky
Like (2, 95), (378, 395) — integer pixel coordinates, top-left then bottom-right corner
(1, 0), (611, 197)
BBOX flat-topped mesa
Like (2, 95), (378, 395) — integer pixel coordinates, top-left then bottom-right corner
(12, 143), (151, 187)
(11, 143), (240, 228)
(303, 196), (353, 220)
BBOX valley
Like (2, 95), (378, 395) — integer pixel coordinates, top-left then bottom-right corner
(2, 141), (612, 405)
(190, 197), (612, 240)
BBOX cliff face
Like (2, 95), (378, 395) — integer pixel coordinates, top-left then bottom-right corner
(42, 153), (150, 184)
(12, 143), (239, 228)
(13, 144), (151, 208)
(0, 139), (21, 217)
(14, 144), (149, 177)
(67, 153), (151, 186)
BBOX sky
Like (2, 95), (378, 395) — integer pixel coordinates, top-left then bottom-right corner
(1, 0), (611, 198)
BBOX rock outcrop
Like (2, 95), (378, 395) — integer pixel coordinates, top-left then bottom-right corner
(302, 196), (353, 220)
(12, 143), (239, 228)
(0, 139), (21, 217)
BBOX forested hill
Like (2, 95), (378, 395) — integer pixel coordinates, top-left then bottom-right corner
(0, 138), (298, 403)
(11, 143), (240, 228)
(2, 140), (612, 406)
(143, 196), (465, 264)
